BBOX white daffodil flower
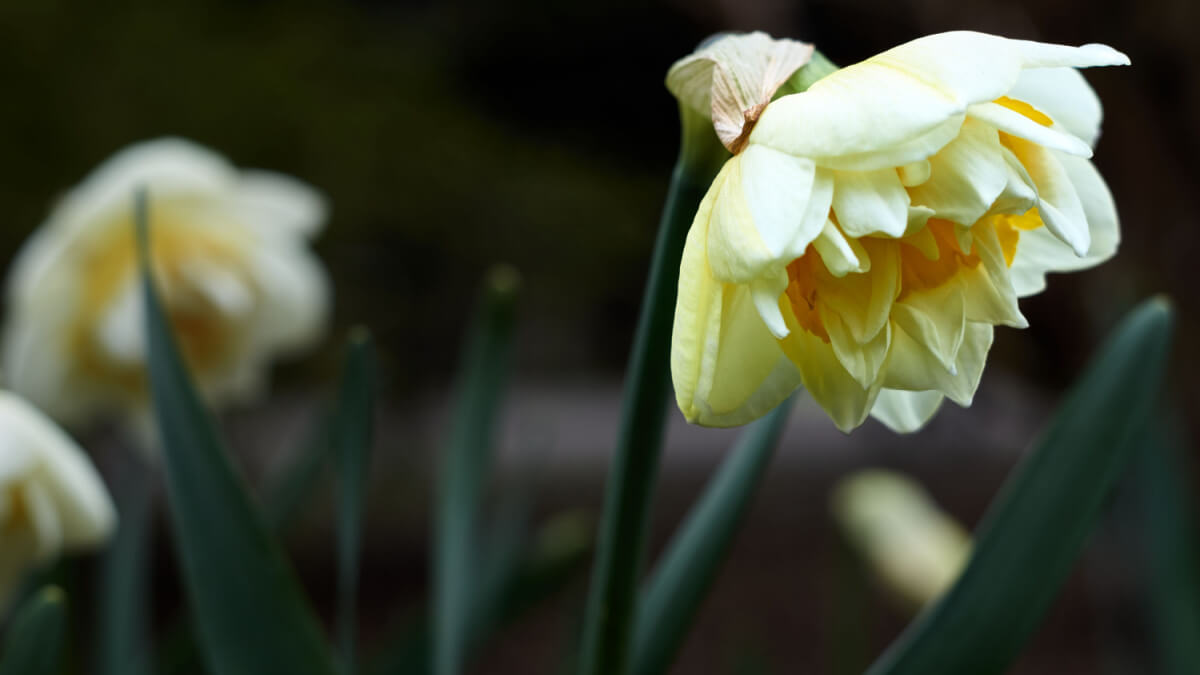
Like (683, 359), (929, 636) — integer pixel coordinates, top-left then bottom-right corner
(669, 31), (1129, 432)
(0, 390), (115, 606)
(2, 138), (331, 434)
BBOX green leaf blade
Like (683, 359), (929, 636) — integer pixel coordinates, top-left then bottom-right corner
(0, 586), (67, 675)
(433, 265), (520, 675)
(136, 190), (339, 675)
(867, 297), (1175, 675)
(333, 329), (377, 675)
(632, 399), (791, 675)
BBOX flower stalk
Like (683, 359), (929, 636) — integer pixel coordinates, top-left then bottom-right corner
(574, 104), (726, 675)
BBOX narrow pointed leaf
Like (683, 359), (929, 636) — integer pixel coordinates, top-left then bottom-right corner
(97, 458), (155, 675)
(136, 190), (339, 675)
(1140, 416), (1200, 674)
(263, 410), (333, 534)
(867, 297), (1175, 675)
(0, 586), (67, 675)
(334, 329), (377, 674)
(433, 265), (520, 675)
(632, 399), (791, 675)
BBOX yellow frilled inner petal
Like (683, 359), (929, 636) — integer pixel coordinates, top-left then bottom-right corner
(784, 247), (830, 342)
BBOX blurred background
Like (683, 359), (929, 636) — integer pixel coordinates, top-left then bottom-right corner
(0, 0), (1196, 673)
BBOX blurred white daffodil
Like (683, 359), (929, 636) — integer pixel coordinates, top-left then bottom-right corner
(669, 31), (1129, 432)
(2, 138), (330, 433)
(0, 390), (115, 606)
(832, 469), (970, 609)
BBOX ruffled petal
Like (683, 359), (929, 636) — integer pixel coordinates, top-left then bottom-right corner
(816, 239), (899, 344)
(832, 168), (910, 237)
(907, 118), (1010, 226)
(1008, 154), (1118, 296)
(813, 219), (868, 278)
(1007, 67), (1103, 148)
(1005, 138), (1090, 255)
(672, 204), (802, 427)
(883, 321), (993, 406)
(870, 389), (946, 433)
(890, 279), (967, 374)
(778, 302), (883, 432)
(706, 149), (832, 284)
(751, 32), (1126, 163)
(968, 102), (1093, 157)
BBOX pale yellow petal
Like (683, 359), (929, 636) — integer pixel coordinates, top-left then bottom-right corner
(1006, 138), (1090, 255)
(812, 219), (868, 278)
(907, 118), (1010, 226)
(816, 239), (899, 344)
(968, 102), (1093, 157)
(870, 389), (946, 433)
(832, 168), (911, 237)
(890, 280), (967, 374)
(884, 321), (993, 406)
(778, 303), (883, 432)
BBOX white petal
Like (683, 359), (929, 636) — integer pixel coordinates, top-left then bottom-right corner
(807, 116), (966, 172)
(1008, 155), (1117, 297)
(813, 219), (867, 278)
(985, 147), (1039, 217)
(236, 170), (328, 239)
(1006, 139), (1090, 255)
(707, 150), (833, 284)
(21, 481), (63, 560)
(870, 389), (946, 433)
(752, 32), (1125, 165)
(908, 118), (1010, 226)
(968, 102), (1093, 157)
(1007, 67), (1103, 148)
(246, 244), (330, 356)
(832, 168), (910, 237)
(181, 260), (255, 318)
(0, 392), (116, 549)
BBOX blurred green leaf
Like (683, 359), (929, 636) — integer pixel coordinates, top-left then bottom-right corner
(1140, 415), (1200, 674)
(867, 297), (1175, 675)
(333, 329), (377, 675)
(370, 511), (591, 675)
(576, 109), (726, 675)
(136, 190), (339, 675)
(631, 399), (791, 675)
(0, 586), (67, 675)
(434, 265), (520, 675)
(97, 458), (155, 675)
(262, 409), (333, 535)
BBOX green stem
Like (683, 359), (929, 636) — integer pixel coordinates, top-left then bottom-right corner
(575, 107), (725, 675)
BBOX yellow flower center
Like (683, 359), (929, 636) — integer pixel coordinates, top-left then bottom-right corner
(898, 219), (980, 299)
(785, 246), (830, 342)
(71, 208), (252, 398)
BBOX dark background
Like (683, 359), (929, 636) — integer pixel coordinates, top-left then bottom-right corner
(1, 0), (1195, 673)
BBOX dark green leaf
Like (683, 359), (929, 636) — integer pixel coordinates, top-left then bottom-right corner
(631, 399), (790, 675)
(96, 456), (155, 675)
(370, 511), (591, 675)
(262, 409), (333, 535)
(1140, 415), (1200, 674)
(333, 329), (377, 674)
(136, 190), (339, 675)
(433, 265), (520, 675)
(0, 586), (67, 675)
(867, 297), (1175, 675)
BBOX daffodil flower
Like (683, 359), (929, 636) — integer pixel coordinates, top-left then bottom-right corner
(2, 138), (331, 436)
(0, 390), (115, 606)
(669, 31), (1129, 432)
